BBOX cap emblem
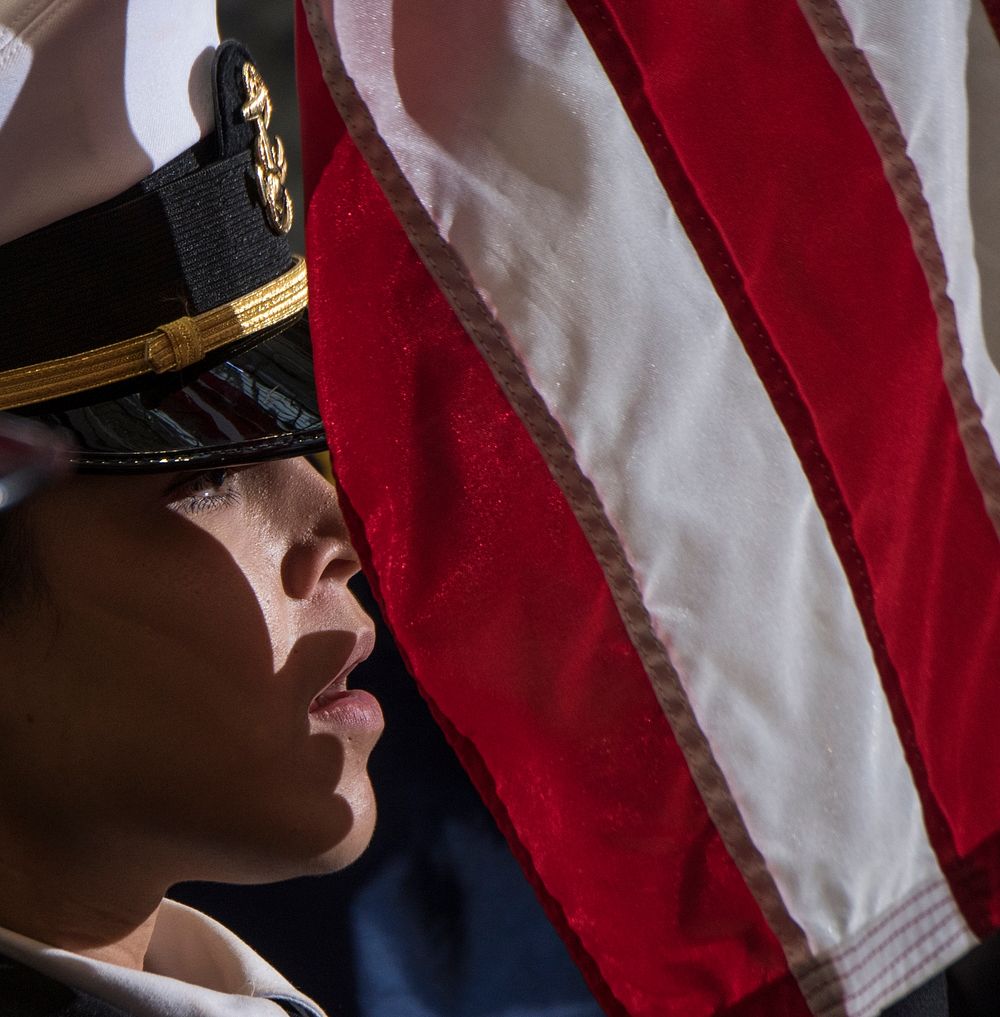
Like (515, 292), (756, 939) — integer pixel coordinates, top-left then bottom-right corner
(240, 62), (294, 235)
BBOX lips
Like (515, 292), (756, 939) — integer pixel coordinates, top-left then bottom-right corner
(308, 627), (376, 714)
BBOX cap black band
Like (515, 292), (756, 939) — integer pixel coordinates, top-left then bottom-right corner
(0, 40), (291, 375)
(2, 40), (323, 473)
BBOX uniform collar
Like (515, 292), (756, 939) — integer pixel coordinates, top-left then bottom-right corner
(0, 898), (326, 1017)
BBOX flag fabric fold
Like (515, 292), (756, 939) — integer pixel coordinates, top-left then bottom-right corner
(296, 2), (1000, 1014)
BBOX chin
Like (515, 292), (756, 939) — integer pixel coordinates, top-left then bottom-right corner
(292, 768), (378, 874)
(199, 773), (379, 886)
(302, 777), (379, 876)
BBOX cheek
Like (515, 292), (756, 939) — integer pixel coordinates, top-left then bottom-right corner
(66, 506), (288, 679)
(7, 482), (380, 873)
(60, 575), (275, 711)
(178, 507), (296, 671)
(19, 534), (286, 794)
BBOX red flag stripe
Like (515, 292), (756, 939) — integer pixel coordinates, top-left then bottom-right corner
(575, 0), (1000, 884)
(983, 0), (1000, 46)
(298, 0), (991, 1011)
(555, 9), (982, 1008)
(822, 0), (1000, 530)
(305, 129), (803, 1017)
(315, 0), (974, 1009)
(296, 7), (808, 1015)
(296, 0), (1000, 1011)
(793, 0), (1000, 880)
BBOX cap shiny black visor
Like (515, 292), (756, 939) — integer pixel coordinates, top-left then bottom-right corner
(20, 312), (326, 473)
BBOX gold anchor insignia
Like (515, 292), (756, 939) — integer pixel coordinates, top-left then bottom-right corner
(240, 62), (293, 235)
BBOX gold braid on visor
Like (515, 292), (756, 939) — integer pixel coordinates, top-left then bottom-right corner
(0, 256), (307, 412)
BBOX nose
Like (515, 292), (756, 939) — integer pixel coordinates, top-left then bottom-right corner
(280, 457), (361, 600)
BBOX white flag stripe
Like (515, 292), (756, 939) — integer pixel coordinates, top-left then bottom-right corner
(319, 0), (958, 977)
(834, 0), (1000, 474)
(800, 879), (973, 1017)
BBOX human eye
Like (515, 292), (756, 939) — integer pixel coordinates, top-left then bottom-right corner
(166, 468), (241, 516)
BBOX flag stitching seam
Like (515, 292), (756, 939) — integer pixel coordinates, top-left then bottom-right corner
(567, 7), (984, 1003)
(298, 6), (633, 1013)
(302, 0), (818, 993)
(800, 0), (1000, 551)
(797, 0), (995, 943)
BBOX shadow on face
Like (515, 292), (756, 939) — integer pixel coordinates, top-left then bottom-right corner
(0, 458), (381, 892)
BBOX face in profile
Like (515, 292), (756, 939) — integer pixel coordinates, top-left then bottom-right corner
(0, 457), (383, 889)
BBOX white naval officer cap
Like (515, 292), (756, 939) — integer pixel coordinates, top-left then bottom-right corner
(0, 0), (326, 471)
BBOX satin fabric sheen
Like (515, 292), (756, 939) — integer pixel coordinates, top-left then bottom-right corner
(569, 0), (1000, 913)
(296, 12), (804, 1015)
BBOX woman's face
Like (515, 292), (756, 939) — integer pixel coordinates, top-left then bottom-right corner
(0, 457), (383, 886)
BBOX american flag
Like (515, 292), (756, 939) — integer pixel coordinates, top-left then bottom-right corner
(296, 2), (1000, 1014)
